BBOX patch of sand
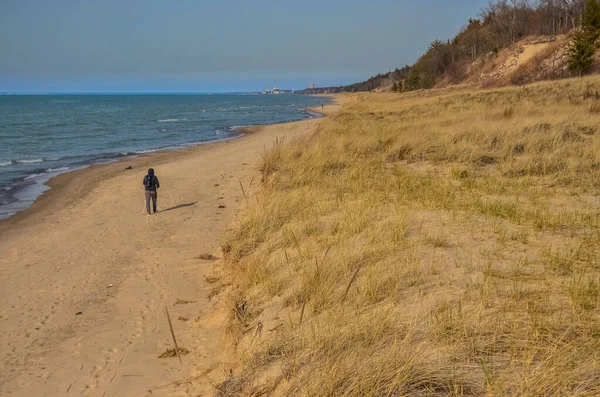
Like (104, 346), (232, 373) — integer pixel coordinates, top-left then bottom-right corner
(0, 99), (340, 396)
(517, 42), (551, 66)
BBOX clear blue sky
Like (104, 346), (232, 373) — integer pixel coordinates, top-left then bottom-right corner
(0, 0), (490, 93)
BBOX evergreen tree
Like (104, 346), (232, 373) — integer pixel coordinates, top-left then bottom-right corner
(406, 67), (421, 90)
(583, 0), (600, 34)
(391, 82), (399, 92)
(569, 0), (600, 75)
(569, 29), (596, 75)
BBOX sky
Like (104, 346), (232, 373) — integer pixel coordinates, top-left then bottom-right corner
(0, 0), (491, 93)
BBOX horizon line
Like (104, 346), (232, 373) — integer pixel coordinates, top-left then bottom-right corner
(0, 90), (320, 95)
(0, 91), (298, 95)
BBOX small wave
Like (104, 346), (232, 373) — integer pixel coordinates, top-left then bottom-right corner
(46, 166), (70, 172)
(116, 150), (151, 156)
(24, 172), (46, 180)
(157, 118), (188, 123)
(215, 126), (244, 136)
(16, 159), (44, 164)
(130, 148), (161, 155)
(0, 161), (12, 167)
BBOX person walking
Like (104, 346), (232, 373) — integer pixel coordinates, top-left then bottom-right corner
(143, 168), (160, 215)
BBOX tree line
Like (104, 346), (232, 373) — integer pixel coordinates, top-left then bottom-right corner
(395, 0), (594, 92)
(303, 0), (600, 94)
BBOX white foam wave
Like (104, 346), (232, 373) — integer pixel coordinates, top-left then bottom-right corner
(0, 161), (12, 167)
(24, 173), (46, 180)
(157, 118), (187, 123)
(133, 148), (160, 154)
(46, 166), (69, 172)
(16, 159), (43, 164)
(215, 126), (244, 136)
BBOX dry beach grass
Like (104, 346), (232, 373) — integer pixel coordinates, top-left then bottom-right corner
(220, 77), (600, 395)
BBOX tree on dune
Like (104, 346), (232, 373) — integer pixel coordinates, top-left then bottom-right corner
(569, 0), (600, 75)
(569, 29), (596, 74)
(583, 0), (600, 33)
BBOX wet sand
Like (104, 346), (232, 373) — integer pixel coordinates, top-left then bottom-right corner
(0, 102), (339, 396)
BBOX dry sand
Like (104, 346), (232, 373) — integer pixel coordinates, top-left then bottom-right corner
(0, 101), (339, 396)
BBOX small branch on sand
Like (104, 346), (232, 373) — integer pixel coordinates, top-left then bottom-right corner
(239, 180), (247, 198)
(165, 305), (194, 395)
(165, 306), (183, 368)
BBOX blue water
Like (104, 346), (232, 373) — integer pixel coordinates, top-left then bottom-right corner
(0, 94), (327, 219)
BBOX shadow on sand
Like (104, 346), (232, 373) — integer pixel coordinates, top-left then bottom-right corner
(161, 202), (197, 213)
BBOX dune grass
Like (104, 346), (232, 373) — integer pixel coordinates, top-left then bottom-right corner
(218, 76), (600, 396)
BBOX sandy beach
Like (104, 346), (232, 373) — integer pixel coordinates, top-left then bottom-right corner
(0, 102), (338, 397)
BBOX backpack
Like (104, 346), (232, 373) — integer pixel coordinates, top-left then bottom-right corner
(145, 175), (154, 188)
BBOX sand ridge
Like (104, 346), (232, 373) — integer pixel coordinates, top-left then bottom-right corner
(0, 101), (339, 396)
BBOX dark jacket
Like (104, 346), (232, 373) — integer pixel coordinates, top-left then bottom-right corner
(143, 173), (160, 192)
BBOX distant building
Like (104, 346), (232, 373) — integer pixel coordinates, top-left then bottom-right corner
(262, 82), (294, 94)
(309, 83), (315, 89)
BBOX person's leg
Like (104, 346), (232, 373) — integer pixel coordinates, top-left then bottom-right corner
(152, 192), (157, 213)
(145, 191), (151, 214)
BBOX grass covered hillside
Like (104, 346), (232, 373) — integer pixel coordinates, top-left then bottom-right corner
(219, 77), (600, 396)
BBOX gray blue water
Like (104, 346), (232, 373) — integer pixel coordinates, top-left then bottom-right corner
(0, 94), (328, 219)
